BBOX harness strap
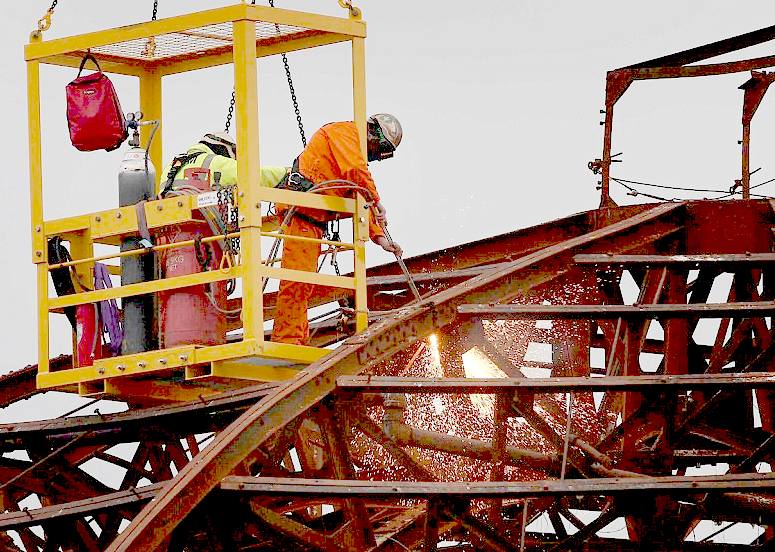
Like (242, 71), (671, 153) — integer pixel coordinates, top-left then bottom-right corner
(161, 151), (203, 196)
(292, 211), (328, 233)
(134, 202), (153, 249)
(280, 156), (315, 192)
(201, 154), (216, 170)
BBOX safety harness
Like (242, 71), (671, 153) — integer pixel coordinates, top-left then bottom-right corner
(278, 157), (329, 233)
(161, 152), (218, 197)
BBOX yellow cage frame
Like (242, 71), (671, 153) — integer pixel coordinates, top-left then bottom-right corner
(26, 3), (370, 400)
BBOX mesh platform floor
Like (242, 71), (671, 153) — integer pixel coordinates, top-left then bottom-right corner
(90, 21), (307, 61)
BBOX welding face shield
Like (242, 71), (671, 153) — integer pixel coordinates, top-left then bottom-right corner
(366, 114), (402, 162)
(367, 124), (396, 162)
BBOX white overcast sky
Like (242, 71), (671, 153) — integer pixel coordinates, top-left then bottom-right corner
(3, 1), (775, 373)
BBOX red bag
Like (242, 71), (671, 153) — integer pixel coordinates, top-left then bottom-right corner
(66, 54), (128, 152)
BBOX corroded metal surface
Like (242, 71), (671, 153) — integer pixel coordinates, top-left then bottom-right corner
(3, 200), (775, 550)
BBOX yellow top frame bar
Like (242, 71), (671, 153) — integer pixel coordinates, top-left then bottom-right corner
(25, 4), (366, 77)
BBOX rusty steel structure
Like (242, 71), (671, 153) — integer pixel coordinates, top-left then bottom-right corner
(7, 16), (775, 552)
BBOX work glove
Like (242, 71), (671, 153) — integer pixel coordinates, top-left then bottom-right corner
(375, 235), (403, 257)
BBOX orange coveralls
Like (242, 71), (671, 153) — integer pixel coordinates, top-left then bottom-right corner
(272, 122), (384, 345)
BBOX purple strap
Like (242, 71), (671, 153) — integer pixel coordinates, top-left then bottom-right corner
(94, 263), (123, 355)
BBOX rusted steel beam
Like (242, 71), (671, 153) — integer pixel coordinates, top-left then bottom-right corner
(382, 417), (559, 471)
(624, 24), (775, 69)
(0, 382), (280, 443)
(576, 253), (775, 267)
(107, 203), (684, 551)
(0, 483), (161, 531)
(261, 210), (598, 317)
(338, 372), (775, 394)
(350, 409), (435, 481)
(456, 511), (515, 552)
(317, 405), (376, 549)
(423, 499), (442, 552)
(459, 301), (775, 319)
(553, 505), (618, 551)
(222, 472), (775, 498)
(629, 57), (775, 80)
(0, 355), (70, 408)
(249, 502), (337, 552)
(535, 536), (761, 551)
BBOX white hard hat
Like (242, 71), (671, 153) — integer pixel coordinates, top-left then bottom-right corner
(202, 132), (237, 159)
(368, 113), (403, 150)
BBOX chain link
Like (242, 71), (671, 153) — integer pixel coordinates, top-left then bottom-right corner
(216, 185), (240, 255)
(280, 50), (307, 148)
(268, 0), (307, 147)
(34, 0), (59, 36)
(151, 0), (158, 21)
(226, 0), (306, 145)
(224, 91), (236, 133)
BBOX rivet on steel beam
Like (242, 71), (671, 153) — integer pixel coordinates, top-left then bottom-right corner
(177, 201), (184, 207)
(239, 192), (245, 198)
(117, 364), (126, 371)
(35, 225), (41, 232)
(97, 368), (105, 375)
(157, 205), (163, 211)
(116, 212), (122, 219)
(36, 251), (42, 257)
(159, 358), (167, 365)
(179, 355), (189, 362)
(138, 361), (146, 368)
(95, 216), (102, 222)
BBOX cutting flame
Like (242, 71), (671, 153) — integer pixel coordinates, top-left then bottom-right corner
(462, 347), (508, 417)
(427, 333), (443, 378)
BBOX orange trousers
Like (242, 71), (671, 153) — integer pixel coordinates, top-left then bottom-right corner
(271, 216), (323, 345)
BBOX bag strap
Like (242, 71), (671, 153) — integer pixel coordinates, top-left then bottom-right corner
(201, 154), (216, 170)
(77, 53), (102, 77)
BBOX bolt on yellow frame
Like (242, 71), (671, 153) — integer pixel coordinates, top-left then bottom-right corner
(26, 3), (370, 400)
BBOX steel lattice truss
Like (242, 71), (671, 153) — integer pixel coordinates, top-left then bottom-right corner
(3, 200), (775, 550)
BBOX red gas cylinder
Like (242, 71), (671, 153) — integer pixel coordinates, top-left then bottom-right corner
(76, 303), (101, 367)
(158, 170), (227, 348)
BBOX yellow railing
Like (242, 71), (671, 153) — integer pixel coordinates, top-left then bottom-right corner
(26, 4), (370, 398)
(37, 186), (370, 395)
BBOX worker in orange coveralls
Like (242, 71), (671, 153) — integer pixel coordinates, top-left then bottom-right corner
(272, 114), (404, 345)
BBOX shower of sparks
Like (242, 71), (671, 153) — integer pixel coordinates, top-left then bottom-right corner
(462, 346), (508, 418)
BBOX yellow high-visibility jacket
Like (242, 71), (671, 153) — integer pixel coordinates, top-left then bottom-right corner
(162, 143), (288, 188)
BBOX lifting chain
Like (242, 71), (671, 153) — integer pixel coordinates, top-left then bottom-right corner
(142, 1), (159, 57)
(224, 91), (236, 134)
(216, 185), (241, 255)
(226, 0), (307, 149)
(32, 0), (59, 38)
